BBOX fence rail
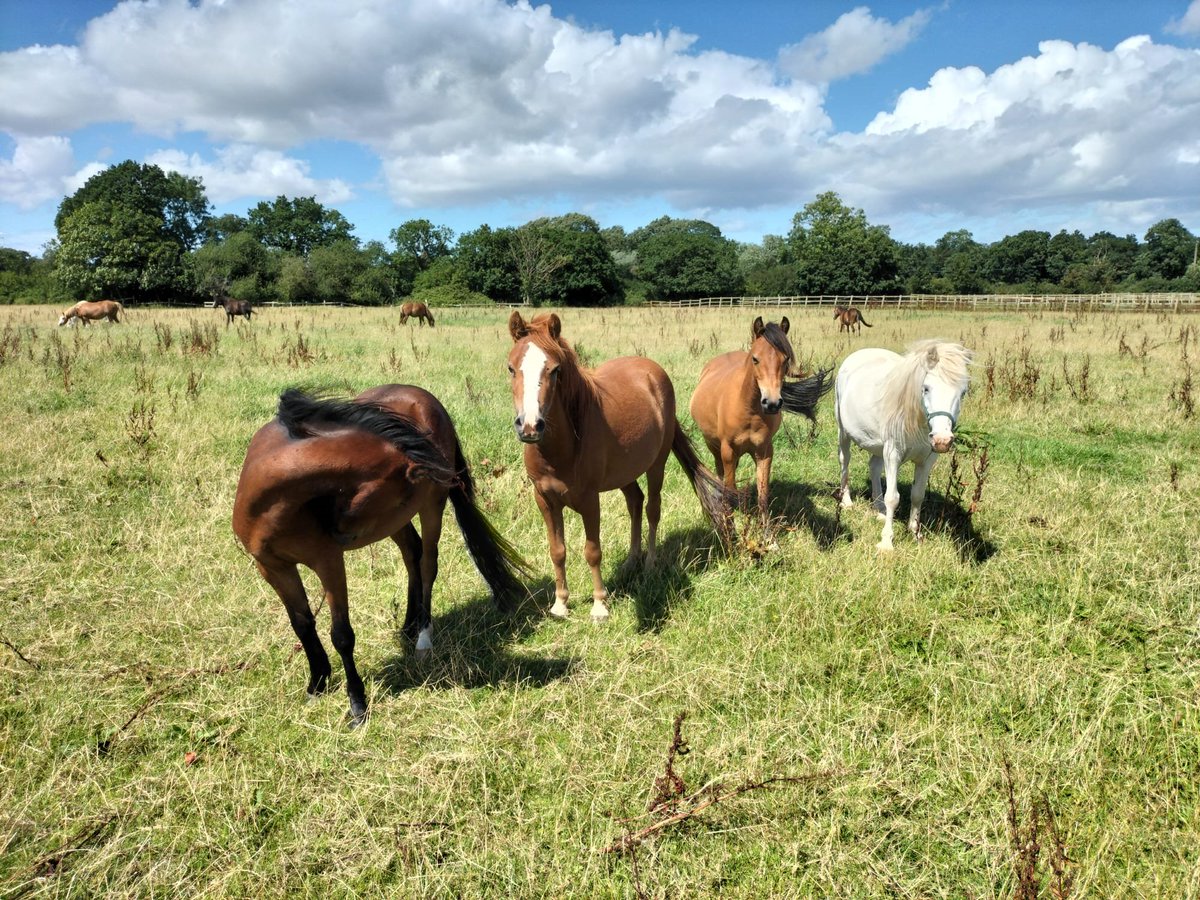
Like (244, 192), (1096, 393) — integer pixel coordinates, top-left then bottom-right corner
(647, 293), (1200, 312)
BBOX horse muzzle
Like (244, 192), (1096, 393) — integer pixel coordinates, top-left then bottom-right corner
(514, 416), (545, 444)
(930, 433), (955, 453)
(759, 395), (783, 415)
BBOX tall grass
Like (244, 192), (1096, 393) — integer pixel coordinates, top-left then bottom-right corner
(1, 303), (1197, 898)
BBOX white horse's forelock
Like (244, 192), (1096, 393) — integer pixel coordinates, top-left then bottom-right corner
(881, 340), (972, 445)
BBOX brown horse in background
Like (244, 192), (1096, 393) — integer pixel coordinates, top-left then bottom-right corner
(232, 384), (527, 725)
(690, 317), (832, 526)
(216, 296), (253, 325)
(400, 301), (435, 327)
(58, 300), (123, 326)
(507, 311), (729, 622)
(834, 305), (872, 334)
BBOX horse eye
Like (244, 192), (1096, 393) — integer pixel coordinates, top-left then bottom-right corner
(751, 356), (759, 365)
(507, 365), (515, 376)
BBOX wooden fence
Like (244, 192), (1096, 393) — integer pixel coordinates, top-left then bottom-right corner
(647, 293), (1200, 312)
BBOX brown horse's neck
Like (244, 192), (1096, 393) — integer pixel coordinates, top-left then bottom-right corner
(535, 356), (596, 463)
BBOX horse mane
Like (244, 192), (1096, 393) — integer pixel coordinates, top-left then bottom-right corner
(757, 322), (795, 371)
(520, 315), (601, 422)
(880, 340), (972, 445)
(276, 388), (458, 487)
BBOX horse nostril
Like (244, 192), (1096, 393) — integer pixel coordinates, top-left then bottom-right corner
(535, 419), (546, 433)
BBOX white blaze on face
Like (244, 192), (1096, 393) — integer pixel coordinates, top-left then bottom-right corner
(519, 343), (548, 422)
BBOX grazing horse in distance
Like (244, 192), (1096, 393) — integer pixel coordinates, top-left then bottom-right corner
(232, 384), (528, 725)
(507, 311), (729, 621)
(58, 300), (123, 326)
(835, 340), (972, 551)
(400, 301), (435, 327)
(834, 305), (872, 334)
(216, 296), (253, 325)
(689, 316), (832, 526)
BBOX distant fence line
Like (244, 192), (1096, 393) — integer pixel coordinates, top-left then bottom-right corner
(647, 293), (1200, 312)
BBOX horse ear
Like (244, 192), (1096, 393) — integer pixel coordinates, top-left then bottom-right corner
(508, 311), (528, 341)
(780, 316), (790, 334)
(752, 316), (765, 337)
(547, 313), (562, 339)
(926, 345), (940, 368)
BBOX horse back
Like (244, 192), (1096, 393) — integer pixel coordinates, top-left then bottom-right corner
(579, 357), (676, 487)
(835, 348), (902, 449)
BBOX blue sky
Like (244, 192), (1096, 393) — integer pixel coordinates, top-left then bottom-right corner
(2, 0), (1198, 255)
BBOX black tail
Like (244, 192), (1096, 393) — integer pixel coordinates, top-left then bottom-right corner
(448, 440), (530, 612)
(781, 369), (833, 420)
(670, 421), (736, 544)
(858, 311), (872, 327)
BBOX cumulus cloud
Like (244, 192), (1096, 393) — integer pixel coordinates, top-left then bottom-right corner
(0, 134), (82, 209)
(1166, 0), (1200, 36)
(778, 6), (933, 83)
(146, 146), (354, 205)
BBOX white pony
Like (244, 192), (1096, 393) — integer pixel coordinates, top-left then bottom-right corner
(835, 340), (973, 551)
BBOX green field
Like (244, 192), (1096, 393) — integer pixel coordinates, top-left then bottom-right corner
(1, 303), (1197, 898)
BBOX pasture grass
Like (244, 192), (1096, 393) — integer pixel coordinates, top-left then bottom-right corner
(1, 302), (1198, 898)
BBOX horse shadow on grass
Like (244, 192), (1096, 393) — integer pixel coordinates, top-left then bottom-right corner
(374, 575), (578, 694)
(604, 525), (723, 634)
(761, 478), (852, 550)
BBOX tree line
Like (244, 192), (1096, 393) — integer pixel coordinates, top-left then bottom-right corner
(1, 160), (1197, 306)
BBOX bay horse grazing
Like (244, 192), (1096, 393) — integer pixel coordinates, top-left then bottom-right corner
(507, 311), (729, 621)
(689, 316), (832, 526)
(834, 305), (871, 334)
(232, 384), (528, 725)
(835, 340), (972, 551)
(400, 301), (435, 327)
(58, 300), (123, 326)
(216, 296), (253, 325)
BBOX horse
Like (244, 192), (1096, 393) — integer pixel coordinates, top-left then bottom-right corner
(834, 340), (972, 551)
(689, 316), (832, 526)
(216, 296), (253, 325)
(833, 305), (871, 334)
(400, 301), (435, 327)
(58, 300), (123, 326)
(232, 384), (528, 725)
(506, 311), (729, 621)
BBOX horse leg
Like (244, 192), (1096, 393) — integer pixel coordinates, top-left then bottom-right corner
(535, 491), (570, 618)
(644, 458), (666, 568)
(869, 455), (886, 517)
(754, 450), (773, 529)
(907, 452), (938, 540)
(412, 500), (444, 656)
(877, 449), (902, 552)
(255, 559), (332, 699)
(578, 492), (609, 622)
(310, 553), (368, 725)
(390, 522), (424, 642)
(619, 481), (645, 570)
(837, 427), (854, 509)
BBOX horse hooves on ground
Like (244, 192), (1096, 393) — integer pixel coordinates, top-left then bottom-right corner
(347, 710), (368, 730)
(549, 600), (570, 618)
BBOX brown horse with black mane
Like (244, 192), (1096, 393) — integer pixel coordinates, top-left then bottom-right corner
(400, 301), (435, 327)
(232, 384), (528, 725)
(216, 296), (253, 325)
(58, 300), (123, 326)
(834, 304), (872, 334)
(690, 316), (832, 525)
(507, 311), (729, 622)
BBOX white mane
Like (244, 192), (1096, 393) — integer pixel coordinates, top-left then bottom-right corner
(880, 340), (973, 446)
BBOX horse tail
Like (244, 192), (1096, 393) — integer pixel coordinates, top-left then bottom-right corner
(115, 301), (125, 321)
(858, 310), (872, 327)
(447, 439), (529, 612)
(781, 368), (833, 420)
(427, 309), (436, 327)
(670, 420), (735, 542)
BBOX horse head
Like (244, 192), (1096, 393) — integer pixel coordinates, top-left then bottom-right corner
(507, 311), (565, 443)
(919, 342), (971, 453)
(750, 316), (793, 415)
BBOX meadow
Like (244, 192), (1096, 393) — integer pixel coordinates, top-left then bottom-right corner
(0, 301), (1197, 898)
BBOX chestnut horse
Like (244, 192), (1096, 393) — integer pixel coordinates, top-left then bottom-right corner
(58, 300), (123, 326)
(400, 301), (435, 327)
(833, 305), (871, 334)
(216, 296), (253, 325)
(507, 311), (728, 621)
(690, 316), (832, 525)
(233, 384), (528, 725)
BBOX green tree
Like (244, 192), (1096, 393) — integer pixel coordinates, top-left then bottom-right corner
(787, 192), (899, 294)
(351, 240), (398, 306)
(986, 230), (1051, 286)
(455, 225), (519, 303)
(247, 196), (356, 256)
(191, 231), (276, 301)
(521, 214), (622, 307)
(1046, 230), (1089, 284)
(277, 255), (318, 304)
(635, 220), (743, 300)
(389, 219), (455, 268)
(1138, 218), (1195, 279)
(1087, 231), (1140, 283)
(309, 240), (367, 304)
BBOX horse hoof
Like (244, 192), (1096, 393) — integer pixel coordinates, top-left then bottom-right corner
(876, 542), (894, 553)
(413, 646), (431, 661)
(348, 711), (368, 730)
(549, 601), (570, 619)
(590, 612), (609, 624)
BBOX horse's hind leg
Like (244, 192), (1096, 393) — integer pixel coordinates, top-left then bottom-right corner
(309, 552), (368, 725)
(869, 454), (886, 516)
(837, 427), (854, 509)
(620, 481), (645, 569)
(412, 501), (445, 656)
(645, 456), (667, 567)
(391, 523), (424, 643)
(255, 559), (332, 699)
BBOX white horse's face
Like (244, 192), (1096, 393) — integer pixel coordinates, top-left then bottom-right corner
(922, 371), (967, 453)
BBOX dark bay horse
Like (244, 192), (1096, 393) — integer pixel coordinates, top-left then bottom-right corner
(232, 384), (527, 725)
(400, 301), (435, 327)
(507, 311), (729, 621)
(834, 304), (871, 334)
(217, 296), (253, 325)
(58, 300), (123, 326)
(690, 316), (831, 525)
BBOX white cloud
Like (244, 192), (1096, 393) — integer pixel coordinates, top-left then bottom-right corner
(0, 134), (81, 209)
(778, 6), (933, 83)
(146, 146), (354, 206)
(1166, 0), (1200, 36)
